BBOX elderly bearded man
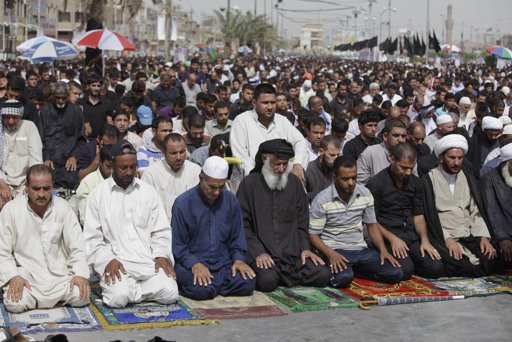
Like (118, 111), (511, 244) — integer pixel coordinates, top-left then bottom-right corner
(237, 139), (330, 292)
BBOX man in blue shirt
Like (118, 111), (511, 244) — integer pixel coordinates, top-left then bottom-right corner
(172, 156), (255, 300)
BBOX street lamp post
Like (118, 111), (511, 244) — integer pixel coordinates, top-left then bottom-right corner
(379, 7), (396, 42)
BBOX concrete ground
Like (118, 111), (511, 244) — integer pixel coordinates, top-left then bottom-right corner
(29, 294), (512, 342)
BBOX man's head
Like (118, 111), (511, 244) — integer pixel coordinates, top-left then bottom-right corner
(204, 93), (217, 118)
(199, 156), (229, 204)
(53, 81), (69, 109)
(458, 96), (472, 114)
(241, 84), (254, 103)
(87, 75), (102, 97)
(98, 124), (119, 146)
(407, 121), (426, 147)
(444, 92), (457, 110)
(389, 142), (417, 183)
(419, 105), (435, 119)
(482, 116), (503, 142)
(276, 93), (289, 112)
(25, 164), (53, 212)
(434, 134), (468, 175)
(336, 81), (348, 100)
(1, 99), (24, 132)
(306, 116), (326, 150)
(252, 139), (295, 191)
(26, 70), (39, 88)
(214, 101), (230, 127)
(131, 80), (146, 102)
(319, 135), (341, 169)
(253, 83), (277, 121)
(163, 133), (187, 172)
(215, 85), (230, 102)
(152, 116), (173, 148)
(187, 114), (206, 146)
(111, 140), (137, 189)
(308, 96), (323, 115)
(112, 112), (130, 134)
(187, 73), (197, 89)
(68, 81), (82, 104)
(332, 156), (357, 198)
(386, 82), (398, 97)
(99, 144), (114, 179)
(330, 117), (349, 142)
(160, 73), (172, 90)
(382, 119), (407, 150)
(358, 109), (379, 140)
(436, 115), (455, 136)
(413, 95), (425, 111)
(7, 76), (25, 101)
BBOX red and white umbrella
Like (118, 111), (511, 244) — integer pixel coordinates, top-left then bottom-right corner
(441, 44), (461, 53)
(74, 29), (136, 51)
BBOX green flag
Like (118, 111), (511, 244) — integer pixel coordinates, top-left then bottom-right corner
(486, 27), (493, 32)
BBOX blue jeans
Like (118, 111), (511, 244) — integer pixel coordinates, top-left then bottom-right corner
(329, 248), (403, 288)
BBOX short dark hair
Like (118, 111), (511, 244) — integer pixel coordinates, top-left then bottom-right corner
(131, 80), (146, 93)
(189, 114), (206, 128)
(112, 111), (130, 121)
(214, 101), (230, 112)
(358, 109), (380, 125)
(100, 144), (114, 162)
(26, 164), (53, 185)
(331, 117), (349, 134)
(390, 142), (417, 162)
(253, 83), (276, 100)
(445, 92), (455, 101)
(152, 116), (173, 130)
(242, 83), (254, 92)
(99, 124), (119, 139)
(333, 155), (356, 174)
(7, 76), (25, 91)
(204, 93), (217, 104)
(320, 135), (341, 150)
(383, 118), (406, 134)
(163, 133), (185, 149)
(173, 96), (186, 108)
(87, 75), (102, 85)
(306, 115), (326, 131)
(181, 106), (199, 120)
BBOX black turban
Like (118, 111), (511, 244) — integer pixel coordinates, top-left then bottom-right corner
(250, 139), (295, 174)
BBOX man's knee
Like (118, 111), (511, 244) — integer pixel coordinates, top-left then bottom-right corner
(304, 264), (331, 287)
(4, 289), (36, 313)
(153, 286), (179, 304)
(180, 284), (217, 300)
(330, 268), (354, 288)
(398, 257), (415, 281)
(254, 267), (280, 292)
(379, 265), (404, 284)
(67, 286), (90, 307)
(102, 283), (134, 308)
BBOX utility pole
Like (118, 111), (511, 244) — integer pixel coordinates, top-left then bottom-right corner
(164, 0), (172, 61)
(425, 0), (430, 64)
(388, 0), (391, 38)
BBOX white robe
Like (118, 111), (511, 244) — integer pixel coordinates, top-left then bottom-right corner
(141, 160), (201, 221)
(0, 196), (89, 312)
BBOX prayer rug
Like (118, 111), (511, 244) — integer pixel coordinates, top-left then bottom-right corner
(0, 304), (101, 334)
(90, 287), (215, 330)
(181, 292), (287, 320)
(265, 287), (359, 312)
(424, 275), (512, 297)
(340, 276), (450, 300)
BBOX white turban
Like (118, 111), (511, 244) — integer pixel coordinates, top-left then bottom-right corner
(500, 116), (512, 126)
(436, 115), (453, 125)
(501, 86), (510, 96)
(503, 125), (512, 135)
(499, 144), (512, 164)
(482, 116), (503, 130)
(459, 97), (472, 105)
(202, 156), (229, 179)
(434, 134), (468, 157)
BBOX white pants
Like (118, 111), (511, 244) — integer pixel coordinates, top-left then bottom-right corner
(101, 269), (178, 308)
(3, 284), (89, 313)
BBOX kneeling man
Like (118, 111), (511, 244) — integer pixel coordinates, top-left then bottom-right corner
(237, 139), (330, 292)
(84, 140), (178, 308)
(309, 156), (403, 288)
(0, 165), (90, 313)
(172, 156), (256, 300)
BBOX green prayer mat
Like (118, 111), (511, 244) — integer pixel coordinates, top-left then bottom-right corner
(265, 286), (359, 312)
(424, 274), (512, 297)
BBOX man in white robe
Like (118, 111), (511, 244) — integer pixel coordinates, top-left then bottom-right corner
(142, 133), (200, 221)
(0, 165), (90, 313)
(84, 140), (179, 308)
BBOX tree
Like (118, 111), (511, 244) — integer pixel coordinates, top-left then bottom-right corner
(214, 9), (277, 55)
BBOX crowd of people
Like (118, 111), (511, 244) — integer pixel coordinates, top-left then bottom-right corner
(0, 54), (511, 313)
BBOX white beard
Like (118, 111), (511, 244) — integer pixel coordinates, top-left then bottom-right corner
(261, 159), (291, 191)
(501, 164), (512, 188)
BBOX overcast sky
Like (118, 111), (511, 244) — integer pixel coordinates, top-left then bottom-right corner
(174, 0), (511, 43)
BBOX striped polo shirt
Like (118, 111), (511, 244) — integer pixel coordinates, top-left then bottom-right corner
(309, 183), (376, 251)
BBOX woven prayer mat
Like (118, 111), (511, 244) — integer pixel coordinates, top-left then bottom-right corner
(181, 291), (287, 320)
(0, 304), (101, 334)
(424, 274), (512, 297)
(90, 287), (215, 330)
(265, 287), (359, 312)
(341, 276), (449, 300)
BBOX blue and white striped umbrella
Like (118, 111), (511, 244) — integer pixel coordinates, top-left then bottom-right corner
(19, 40), (79, 63)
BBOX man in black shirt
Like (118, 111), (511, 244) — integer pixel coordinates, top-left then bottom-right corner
(366, 142), (444, 280)
(81, 75), (113, 140)
(150, 73), (181, 113)
(407, 121), (431, 160)
(305, 135), (341, 202)
(342, 109), (380, 161)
